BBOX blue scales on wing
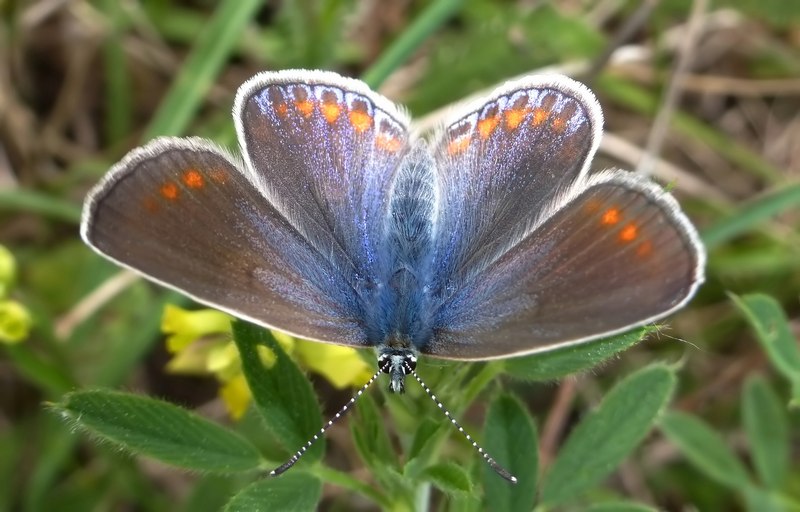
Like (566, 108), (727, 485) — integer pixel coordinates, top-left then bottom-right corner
(236, 71), (418, 347)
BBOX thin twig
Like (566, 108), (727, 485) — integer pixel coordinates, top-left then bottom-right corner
(638, 0), (710, 177)
(55, 269), (140, 340)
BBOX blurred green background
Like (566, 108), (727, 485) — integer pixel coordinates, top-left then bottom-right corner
(2, 0), (799, 510)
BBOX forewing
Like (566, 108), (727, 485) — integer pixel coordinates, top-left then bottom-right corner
(425, 171), (705, 359)
(81, 138), (368, 346)
(235, 70), (410, 293)
(430, 75), (602, 295)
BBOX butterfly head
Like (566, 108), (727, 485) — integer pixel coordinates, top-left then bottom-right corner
(377, 347), (417, 394)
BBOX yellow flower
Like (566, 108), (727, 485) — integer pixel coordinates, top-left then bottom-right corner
(0, 247), (31, 344)
(0, 300), (32, 344)
(162, 305), (373, 419)
(0, 245), (17, 299)
(162, 304), (231, 356)
(220, 373), (252, 420)
(294, 340), (373, 389)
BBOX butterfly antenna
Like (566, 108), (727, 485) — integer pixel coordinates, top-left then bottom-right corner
(409, 369), (518, 484)
(269, 368), (382, 476)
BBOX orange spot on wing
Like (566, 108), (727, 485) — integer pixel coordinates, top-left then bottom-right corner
(584, 199), (603, 213)
(275, 103), (288, 117)
(636, 240), (653, 257)
(143, 197), (160, 213)
(619, 223), (638, 242)
(532, 108), (548, 125)
(209, 168), (228, 184)
(321, 102), (341, 123)
(295, 100), (314, 117)
(505, 109), (528, 130)
(349, 110), (373, 133)
(182, 169), (204, 189)
(376, 133), (402, 152)
(447, 136), (470, 155)
(551, 117), (566, 133)
(160, 182), (179, 200)
(478, 116), (499, 140)
(601, 208), (620, 225)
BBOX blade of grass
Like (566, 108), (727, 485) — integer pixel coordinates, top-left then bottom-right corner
(700, 183), (800, 249)
(360, 0), (464, 89)
(144, 0), (263, 138)
(0, 190), (81, 224)
(98, 0), (133, 143)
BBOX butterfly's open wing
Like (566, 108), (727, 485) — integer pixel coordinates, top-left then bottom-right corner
(423, 75), (704, 359)
(82, 71), (411, 347)
(236, 71), (415, 340)
(82, 139), (364, 345)
(425, 171), (705, 359)
(236, 70), (410, 290)
(428, 75), (601, 301)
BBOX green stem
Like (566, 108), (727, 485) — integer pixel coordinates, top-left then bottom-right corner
(310, 466), (394, 509)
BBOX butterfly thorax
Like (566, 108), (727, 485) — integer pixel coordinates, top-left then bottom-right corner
(360, 140), (439, 355)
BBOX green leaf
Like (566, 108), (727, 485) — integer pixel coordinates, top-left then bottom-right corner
(730, 293), (800, 405)
(503, 327), (648, 381)
(449, 493), (482, 512)
(586, 502), (658, 512)
(540, 364), (676, 506)
(54, 389), (263, 472)
(313, 466), (393, 509)
(407, 416), (442, 462)
(403, 417), (446, 480)
(97, 0), (132, 144)
(742, 484), (798, 512)
(181, 475), (237, 512)
(742, 376), (789, 488)
(482, 394), (538, 512)
(420, 462), (473, 494)
(224, 473), (321, 512)
(231, 321), (323, 467)
(350, 389), (399, 475)
(659, 410), (751, 489)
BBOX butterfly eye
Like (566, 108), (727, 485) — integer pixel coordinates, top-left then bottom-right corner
(405, 354), (417, 372)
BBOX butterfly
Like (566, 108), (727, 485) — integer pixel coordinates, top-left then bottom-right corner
(81, 70), (705, 481)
